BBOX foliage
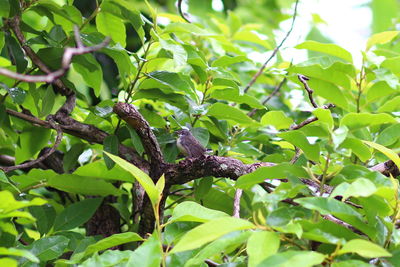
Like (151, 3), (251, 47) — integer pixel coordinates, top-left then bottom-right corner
(0, 0), (400, 266)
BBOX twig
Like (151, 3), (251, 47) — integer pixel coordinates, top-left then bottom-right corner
(177, 0), (191, 23)
(0, 25), (110, 84)
(243, 0), (299, 93)
(247, 77), (287, 117)
(298, 74), (318, 108)
(0, 118), (63, 173)
(289, 103), (335, 130)
(233, 189), (243, 218)
(290, 147), (301, 164)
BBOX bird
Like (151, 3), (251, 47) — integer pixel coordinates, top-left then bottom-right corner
(176, 129), (207, 158)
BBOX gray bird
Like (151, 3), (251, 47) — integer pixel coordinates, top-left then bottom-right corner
(176, 129), (207, 158)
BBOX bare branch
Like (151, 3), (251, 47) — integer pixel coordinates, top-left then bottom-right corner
(298, 74), (318, 108)
(177, 0), (191, 23)
(248, 77), (287, 117)
(289, 103), (335, 130)
(233, 189), (243, 218)
(243, 0), (299, 93)
(0, 118), (63, 173)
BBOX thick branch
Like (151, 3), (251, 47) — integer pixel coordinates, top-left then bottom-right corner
(113, 102), (164, 169)
(165, 155), (274, 185)
(5, 108), (147, 170)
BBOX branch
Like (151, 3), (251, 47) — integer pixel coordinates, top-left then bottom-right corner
(113, 102), (164, 171)
(233, 189), (243, 218)
(289, 103), (335, 130)
(165, 156), (274, 185)
(247, 77), (287, 117)
(0, 118), (63, 173)
(2, 22), (110, 85)
(5, 108), (148, 170)
(243, 0), (299, 93)
(298, 74), (318, 108)
(177, 0), (191, 23)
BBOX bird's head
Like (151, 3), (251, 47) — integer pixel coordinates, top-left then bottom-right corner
(176, 129), (190, 137)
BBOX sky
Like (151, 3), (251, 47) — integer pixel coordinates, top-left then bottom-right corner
(274, 0), (372, 65)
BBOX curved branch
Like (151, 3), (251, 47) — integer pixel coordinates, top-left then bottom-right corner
(177, 0), (191, 23)
(0, 119), (63, 173)
(1, 22), (110, 85)
(113, 102), (164, 170)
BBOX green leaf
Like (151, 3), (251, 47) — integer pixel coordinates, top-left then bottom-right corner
(295, 197), (362, 218)
(210, 88), (264, 109)
(127, 233), (162, 267)
(15, 126), (51, 164)
(63, 143), (85, 172)
(376, 124), (400, 146)
(340, 113), (395, 129)
(74, 160), (134, 182)
(0, 190), (46, 214)
(73, 232), (143, 262)
(362, 141), (400, 169)
(207, 102), (257, 126)
(0, 247), (39, 263)
(47, 174), (122, 196)
(247, 231), (280, 267)
(340, 138), (371, 162)
(29, 204), (56, 235)
(185, 231), (251, 267)
(5, 87), (26, 104)
(103, 135), (119, 169)
(171, 217), (254, 253)
(261, 111), (294, 130)
(278, 131), (320, 161)
(145, 71), (196, 99)
(170, 201), (229, 223)
(296, 41), (353, 62)
(0, 258), (16, 267)
(257, 251), (325, 267)
(377, 95), (400, 112)
(211, 55), (249, 67)
(40, 85), (55, 117)
(0, 0), (10, 18)
(366, 81), (395, 102)
(332, 260), (373, 267)
(313, 108), (333, 130)
(54, 198), (103, 231)
(96, 11), (126, 47)
(338, 239), (391, 258)
(104, 152), (160, 206)
(330, 178), (378, 200)
(73, 54), (103, 97)
(366, 31), (399, 50)
(236, 163), (307, 189)
(22, 236), (69, 262)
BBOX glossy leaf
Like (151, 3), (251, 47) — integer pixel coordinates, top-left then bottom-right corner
(362, 141), (400, 169)
(257, 251), (325, 267)
(207, 102), (256, 126)
(296, 41), (353, 62)
(170, 201), (229, 223)
(278, 131), (320, 161)
(366, 31), (399, 50)
(340, 113), (395, 129)
(104, 152), (160, 206)
(171, 217), (254, 253)
(261, 111), (294, 130)
(338, 239), (391, 258)
(54, 198), (103, 231)
(47, 174), (122, 196)
(247, 231), (280, 267)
